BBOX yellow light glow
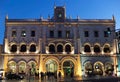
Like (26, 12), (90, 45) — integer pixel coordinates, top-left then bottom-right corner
(46, 50), (49, 54)
(71, 50), (74, 54)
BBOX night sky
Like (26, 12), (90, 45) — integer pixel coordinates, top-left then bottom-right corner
(0, 0), (120, 44)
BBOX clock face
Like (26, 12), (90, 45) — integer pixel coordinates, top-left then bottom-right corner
(58, 13), (62, 18)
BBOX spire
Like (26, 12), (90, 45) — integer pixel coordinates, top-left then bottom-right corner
(40, 16), (43, 20)
(48, 14), (50, 19)
(77, 16), (80, 20)
(5, 14), (8, 19)
(112, 15), (115, 21)
(54, 2), (56, 9)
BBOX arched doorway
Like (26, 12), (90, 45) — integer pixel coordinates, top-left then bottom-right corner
(8, 61), (16, 73)
(45, 60), (58, 73)
(84, 62), (93, 76)
(18, 61), (26, 73)
(94, 62), (104, 76)
(63, 61), (74, 77)
(105, 62), (114, 75)
(28, 61), (36, 75)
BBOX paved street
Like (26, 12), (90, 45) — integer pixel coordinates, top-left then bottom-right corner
(0, 76), (119, 82)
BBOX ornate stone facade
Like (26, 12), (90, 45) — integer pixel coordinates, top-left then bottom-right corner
(3, 6), (117, 77)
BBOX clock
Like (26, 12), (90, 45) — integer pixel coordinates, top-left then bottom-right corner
(54, 6), (65, 22)
(58, 13), (62, 18)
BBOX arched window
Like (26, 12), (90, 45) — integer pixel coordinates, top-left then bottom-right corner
(104, 45), (111, 53)
(49, 44), (55, 53)
(20, 45), (26, 52)
(65, 44), (71, 52)
(10, 44), (17, 52)
(84, 45), (91, 52)
(94, 45), (101, 53)
(30, 44), (36, 52)
(57, 44), (63, 52)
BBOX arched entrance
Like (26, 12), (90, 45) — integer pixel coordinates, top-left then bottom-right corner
(63, 60), (74, 77)
(94, 62), (104, 76)
(45, 60), (58, 73)
(8, 61), (16, 73)
(18, 61), (26, 73)
(84, 62), (93, 76)
(105, 62), (114, 75)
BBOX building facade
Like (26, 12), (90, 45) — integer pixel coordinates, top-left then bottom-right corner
(3, 6), (117, 77)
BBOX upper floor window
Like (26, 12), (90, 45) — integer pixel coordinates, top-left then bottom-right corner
(58, 31), (62, 38)
(30, 44), (36, 52)
(21, 30), (26, 37)
(20, 45), (26, 52)
(94, 45), (101, 53)
(84, 45), (91, 52)
(94, 31), (99, 37)
(12, 30), (17, 37)
(49, 44), (55, 53)
(50, 30), (54, 38)
(10, 45), (17, 52)
(65, 44), (71, 52)
(66, 31), (70, 38)
(103, 45), (111, 53)
(31, 30), (35, 37)
(104, 31), (109, 37)
(84, 31), (89, 37)
(57, 44), (63, 52)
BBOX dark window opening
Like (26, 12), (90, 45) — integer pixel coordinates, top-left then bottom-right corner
(94, 45), (101, 53)
(84, 31), (89, 37)
(49, 45), (55, 53)
(104, 31), (109, 37)
(10, 45), (17, 52)
(30, 45), (36, 52)
(94, 31), (99, 37)
(58, 31), (62, 38)
(104, 45), (111, 53)
(57, 45), (63, 52)
(65, 45), (71, 53)
(84, 45), (91, 52)
(20, 45), (27, 52)
(31, 31), (35, 37)
(50, 31), (54, 38)
(12, 31), (17, 37)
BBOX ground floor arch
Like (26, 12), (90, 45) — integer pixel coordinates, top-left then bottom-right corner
(42, 56), (59, 73)
(61, 56), (78, 77)
(93, 61), (104, 76)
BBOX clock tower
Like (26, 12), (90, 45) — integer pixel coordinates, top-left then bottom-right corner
(54, 6), (66, 22)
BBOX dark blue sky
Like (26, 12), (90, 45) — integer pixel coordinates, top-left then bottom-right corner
(0, 0), (120, 44)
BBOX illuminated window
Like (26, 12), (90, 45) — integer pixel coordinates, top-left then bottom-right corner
(66, 31), (70, 38)
(21, 30), (26, 37)
(12, 30), (17, 37)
